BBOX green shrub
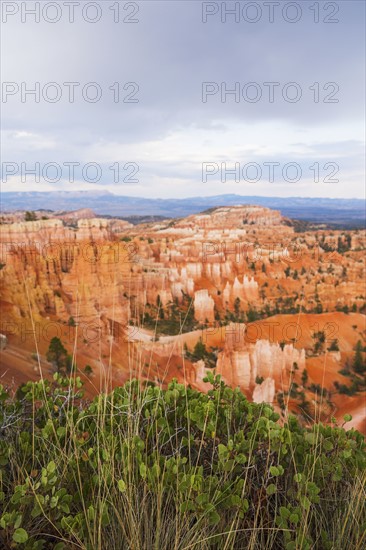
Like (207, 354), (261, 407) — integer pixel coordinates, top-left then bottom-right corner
(0, 374), (365, 549)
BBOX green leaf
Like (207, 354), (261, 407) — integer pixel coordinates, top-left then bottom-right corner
(118, 479), (126, 493)
(230, 494), (241, 507)
(47, 461), (56, 474)
(241, 499), (249, 513)
(218, 444), (227, 456)
(300, 495), (311, 511)
(180, 500), (195, 513)
(279, 506), (291, 519)
(0, 515), (7, 529)
(266, 484), (277, 495)
(208, 510), (220, 525)
(14, 514), (23, 529)
(50, 496), (58, 509)
(196, 493), (209, 507)
(13, 528), (28, 543)
(139, 463), (147, 479)
(343, 414), (352, 423)
(289, 513), (299, 525)
(31, 502), (42, 518)
(235, 453), (247, 464)
(57, 427), (66, 438)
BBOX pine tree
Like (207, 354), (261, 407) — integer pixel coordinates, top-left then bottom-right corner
(25, 211), (37, 222)
(301, 369), (308, 386)
(46, 337), (68, 373)
(353, 340), (365, 374)
(193, 338), (207, 361)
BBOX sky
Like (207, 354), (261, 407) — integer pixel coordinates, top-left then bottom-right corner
(1, 0), (365, 199)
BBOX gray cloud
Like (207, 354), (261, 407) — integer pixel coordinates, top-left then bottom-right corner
(1, 0), (365, 198)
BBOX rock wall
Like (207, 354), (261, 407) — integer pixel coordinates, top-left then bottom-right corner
(194, 290), (215, 323)
(192, 331), (305, 402)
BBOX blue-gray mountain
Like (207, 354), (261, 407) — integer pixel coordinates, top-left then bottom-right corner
(1, 192), (365, 227)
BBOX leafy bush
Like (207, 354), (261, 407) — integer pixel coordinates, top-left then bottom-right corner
(0, 374), (365, 549)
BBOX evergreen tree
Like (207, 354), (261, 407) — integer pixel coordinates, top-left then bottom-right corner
(46, 337), (69, 373)
(353, 340), (365, 374)
(301, 369), (308, 386)
(193, 338), (207, 361)
(25, 211), (37, 222)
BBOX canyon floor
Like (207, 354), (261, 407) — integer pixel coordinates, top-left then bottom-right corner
(1, 205), (365, 433)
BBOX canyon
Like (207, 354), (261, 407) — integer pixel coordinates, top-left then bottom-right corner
(0, 205), (365, 433)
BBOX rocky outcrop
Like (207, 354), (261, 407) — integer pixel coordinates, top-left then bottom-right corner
(222, 276), (259, 304)
(59, 208), (96, 222)
(253, 377), (276, 403)
(0, 204), (365, 436)
(194, 290), (215, 323)
(175, 205), (285, 230)
(190, 326), (306, 400)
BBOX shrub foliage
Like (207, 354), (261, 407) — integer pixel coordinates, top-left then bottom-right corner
(0, 373), (365, 549)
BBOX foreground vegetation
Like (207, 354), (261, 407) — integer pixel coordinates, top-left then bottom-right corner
(0, 373), (365, 549)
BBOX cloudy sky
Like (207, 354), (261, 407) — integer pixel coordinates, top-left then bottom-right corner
(1, 0), (365, 198)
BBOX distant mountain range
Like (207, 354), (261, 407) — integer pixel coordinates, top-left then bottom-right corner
(1, 192), (365, 227)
